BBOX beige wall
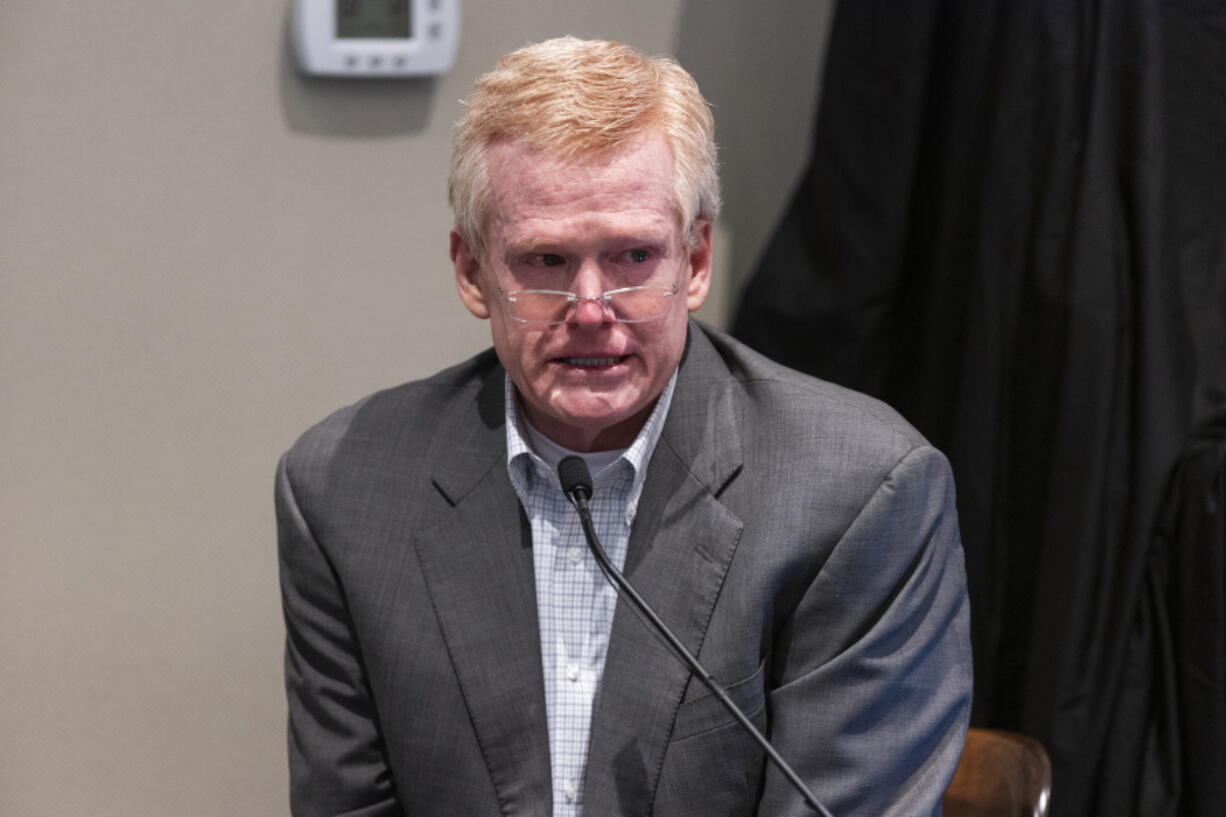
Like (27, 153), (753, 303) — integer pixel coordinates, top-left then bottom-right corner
(0, 2), (831, 814)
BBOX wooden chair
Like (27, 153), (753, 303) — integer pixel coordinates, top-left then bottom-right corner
(943, 728), (1052, 817)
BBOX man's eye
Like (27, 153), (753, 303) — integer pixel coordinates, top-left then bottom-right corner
(538, 253), (566, 267)
(627, 249), (651, 263)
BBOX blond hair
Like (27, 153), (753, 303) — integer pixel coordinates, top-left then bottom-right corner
(449, 37), (720, 258)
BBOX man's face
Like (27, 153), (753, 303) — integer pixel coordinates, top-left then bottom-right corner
(451, 132), (711, 452)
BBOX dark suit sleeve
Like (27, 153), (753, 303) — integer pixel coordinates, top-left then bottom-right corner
(276, 454), (403, 817)
(758, 445), (972, 817)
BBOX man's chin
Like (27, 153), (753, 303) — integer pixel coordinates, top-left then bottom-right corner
(550, 405), (637, 436)
(527, 395), (658, 451)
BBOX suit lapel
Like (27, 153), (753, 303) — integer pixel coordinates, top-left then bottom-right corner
(411, 370), (552, 815)
(583, 325), (745, 817)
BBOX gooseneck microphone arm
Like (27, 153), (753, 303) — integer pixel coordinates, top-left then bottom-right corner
(556, 456), (834, 817)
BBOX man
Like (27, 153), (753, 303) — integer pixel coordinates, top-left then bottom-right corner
(277, 37), (971, 817)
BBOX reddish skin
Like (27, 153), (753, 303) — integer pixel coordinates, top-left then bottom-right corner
(452, 132), (712, 453)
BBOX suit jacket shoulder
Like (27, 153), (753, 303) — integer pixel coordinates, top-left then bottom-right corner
(284, 346), (502, 474)
(681, 321), (935, 497)
(280, 347), (507, 538)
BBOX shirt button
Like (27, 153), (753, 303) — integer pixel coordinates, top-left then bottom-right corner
(567, 546), (583, 565)
(564, 779), (578, 802)
(566, 663), (580, 682)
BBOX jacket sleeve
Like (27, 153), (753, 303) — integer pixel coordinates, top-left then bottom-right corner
(276, 453), (404, 817)
(758, 444), (972, 817)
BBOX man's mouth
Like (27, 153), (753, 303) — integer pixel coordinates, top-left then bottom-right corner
(560, 355), (628, 367)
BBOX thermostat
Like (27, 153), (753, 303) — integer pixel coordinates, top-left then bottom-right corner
(293, 0), (459, 77)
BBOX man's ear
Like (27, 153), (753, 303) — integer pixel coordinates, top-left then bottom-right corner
(685, 219), (713, 312)
(451, 229), (491, 319)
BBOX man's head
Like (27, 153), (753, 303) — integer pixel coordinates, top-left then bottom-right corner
(449, 37), (720, 261)
(448, 38), (719, 453)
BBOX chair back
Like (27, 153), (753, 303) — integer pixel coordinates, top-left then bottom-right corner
(943, 728), (1051, 817)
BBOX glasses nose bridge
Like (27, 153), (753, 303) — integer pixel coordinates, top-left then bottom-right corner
(567, 290), (615, 323)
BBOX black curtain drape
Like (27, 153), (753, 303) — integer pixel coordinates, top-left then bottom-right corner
(733, 2), (1225, 816)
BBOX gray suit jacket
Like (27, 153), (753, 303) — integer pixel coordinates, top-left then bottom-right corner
(277, 322), (971, 817)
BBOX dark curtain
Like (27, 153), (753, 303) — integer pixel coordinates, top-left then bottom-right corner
(732, 1), (1226, 816)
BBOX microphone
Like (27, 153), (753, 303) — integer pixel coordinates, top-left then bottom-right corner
(557, 456), (834, 817)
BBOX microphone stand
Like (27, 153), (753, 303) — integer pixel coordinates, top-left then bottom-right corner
(557, 456), (833, 817)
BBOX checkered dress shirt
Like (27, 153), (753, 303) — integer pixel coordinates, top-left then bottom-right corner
(504, 373), (677, 817)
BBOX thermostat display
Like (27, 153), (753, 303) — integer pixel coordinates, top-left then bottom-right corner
(293, 0), (458, 77)
(337, 0), (410, 39)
